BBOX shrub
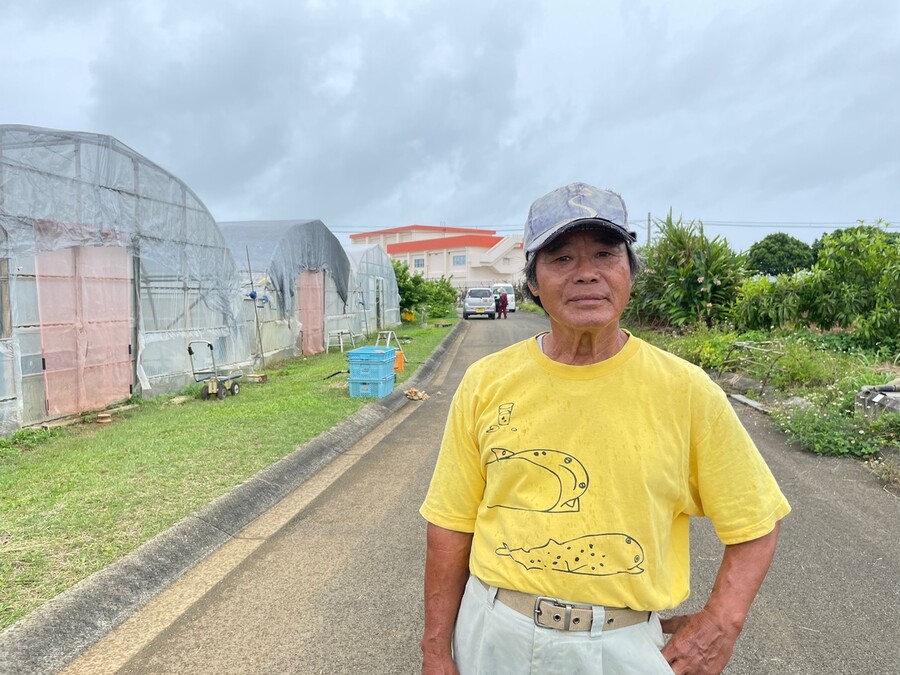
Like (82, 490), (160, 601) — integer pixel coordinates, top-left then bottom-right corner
(804, 223), (899, 350)
(732, 273), (806, 332)
(627, 211), (746, 328)
(391, 260), (458, 319)
(422, 276), (460, 319)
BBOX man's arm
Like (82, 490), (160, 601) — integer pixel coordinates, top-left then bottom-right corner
(660, 521), (782, 675)
(421, 523), (474, 675)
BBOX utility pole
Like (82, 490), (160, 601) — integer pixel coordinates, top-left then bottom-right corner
(647, 212), (651, 245)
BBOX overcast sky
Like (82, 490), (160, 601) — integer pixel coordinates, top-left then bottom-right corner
(2, 0), (898, 252)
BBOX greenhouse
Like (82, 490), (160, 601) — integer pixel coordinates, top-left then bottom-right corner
(344, 243), (401, 338)
(219, 219), (373, 360)
(0, 125), (251, 435)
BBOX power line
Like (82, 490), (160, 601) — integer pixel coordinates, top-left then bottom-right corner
(486, 219), (896, 233)
(319, 218), (896, 234)
(693, 220), (867, 225)
(690, 223), (851, 230)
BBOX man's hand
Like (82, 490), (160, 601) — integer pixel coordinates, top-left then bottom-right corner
(659, 523), (782, 674)
(660, 609), (738, 674)
(421, 652), (461, 675)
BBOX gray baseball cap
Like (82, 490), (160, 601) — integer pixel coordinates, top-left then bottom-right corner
(523, 182), (636, 255)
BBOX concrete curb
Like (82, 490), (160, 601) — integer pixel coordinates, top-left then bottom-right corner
(0, 321), (466, 675)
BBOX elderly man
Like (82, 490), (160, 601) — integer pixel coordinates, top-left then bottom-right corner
(419, 182), (790, 674)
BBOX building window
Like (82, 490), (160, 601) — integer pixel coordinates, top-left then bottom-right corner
(452, 254), (466, 266)
(413, 258), (425, 269)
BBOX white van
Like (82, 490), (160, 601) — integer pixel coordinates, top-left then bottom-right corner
(491, 283), (517, 312)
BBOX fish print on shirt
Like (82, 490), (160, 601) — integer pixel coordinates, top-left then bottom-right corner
(485, 404), (645, 577)
(486, 448), (588, 513)
(495, 534), (644, 576)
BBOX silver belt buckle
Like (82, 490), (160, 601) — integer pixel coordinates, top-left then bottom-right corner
(534, 597), (587, 631)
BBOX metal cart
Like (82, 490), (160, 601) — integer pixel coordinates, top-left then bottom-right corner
(187, 340), (243, 400)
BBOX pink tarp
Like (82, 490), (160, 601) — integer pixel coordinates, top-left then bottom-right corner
(37, 246), (133, 417)
(299, 269), (324, 355)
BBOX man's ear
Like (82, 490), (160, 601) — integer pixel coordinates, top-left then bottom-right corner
(527, 282), (539, 298)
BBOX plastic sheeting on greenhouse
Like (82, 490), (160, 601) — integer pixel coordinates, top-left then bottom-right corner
(0, 125), (251, 435)
(344, 244), (401, 337)
(219, 219), (363, 359)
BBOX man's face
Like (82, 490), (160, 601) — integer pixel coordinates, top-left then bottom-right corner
(528, 229), (632, 332)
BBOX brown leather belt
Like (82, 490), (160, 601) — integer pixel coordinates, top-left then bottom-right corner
(479, 579), (650, 632)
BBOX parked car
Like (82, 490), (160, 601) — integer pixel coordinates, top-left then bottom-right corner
(491, 283), (517, 312)
(462, 287), (497, 319)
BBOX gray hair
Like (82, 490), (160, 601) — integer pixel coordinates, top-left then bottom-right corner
(523, 233), (643, 310)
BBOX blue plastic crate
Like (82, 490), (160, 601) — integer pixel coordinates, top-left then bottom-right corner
(347, 346), (396, 363)
(349, 359), (395, 380)
(348, 374), (395, 399)
(348, 346), (397, 380)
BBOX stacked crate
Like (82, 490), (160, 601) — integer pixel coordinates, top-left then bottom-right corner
(347, 346), (397, 398)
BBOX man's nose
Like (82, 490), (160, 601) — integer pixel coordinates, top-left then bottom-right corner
(573, 257), (600, 282)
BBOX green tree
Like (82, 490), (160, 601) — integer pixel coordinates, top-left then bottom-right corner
(746, 233), (814, 275)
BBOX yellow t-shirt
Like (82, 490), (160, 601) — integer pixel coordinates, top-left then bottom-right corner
(420, 333), (791, 611)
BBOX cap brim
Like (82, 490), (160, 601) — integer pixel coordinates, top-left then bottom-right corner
(525, 218), (637, 254)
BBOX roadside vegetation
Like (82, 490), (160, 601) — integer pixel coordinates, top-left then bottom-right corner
(629, 325), (900, 460)
(0, 322), (454, 630)
(623, 214), (899, 484)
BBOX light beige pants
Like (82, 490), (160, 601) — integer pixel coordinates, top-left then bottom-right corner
(453, 576), (674, 674)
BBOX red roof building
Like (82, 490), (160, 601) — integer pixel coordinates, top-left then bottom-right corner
(350, 225), (524, 289)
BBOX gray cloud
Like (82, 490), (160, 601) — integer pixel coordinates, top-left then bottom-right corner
(2, 0), (898, 252)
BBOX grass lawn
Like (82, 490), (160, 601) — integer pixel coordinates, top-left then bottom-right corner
(0, 322), (455, 630)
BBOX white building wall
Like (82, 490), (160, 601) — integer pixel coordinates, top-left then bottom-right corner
(353, 228), (525, 291)
(389, 244), (525, 289)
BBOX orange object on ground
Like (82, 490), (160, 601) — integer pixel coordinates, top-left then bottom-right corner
(394, 350), (406, 372)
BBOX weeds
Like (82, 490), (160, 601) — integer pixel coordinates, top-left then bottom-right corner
(770, 405), (880, 458)
(634, 324), (899, 466)
(0, 427), (63, 459)
(866, 456), (900, 486)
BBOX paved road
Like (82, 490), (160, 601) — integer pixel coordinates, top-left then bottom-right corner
(57, 314), (900, 673)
